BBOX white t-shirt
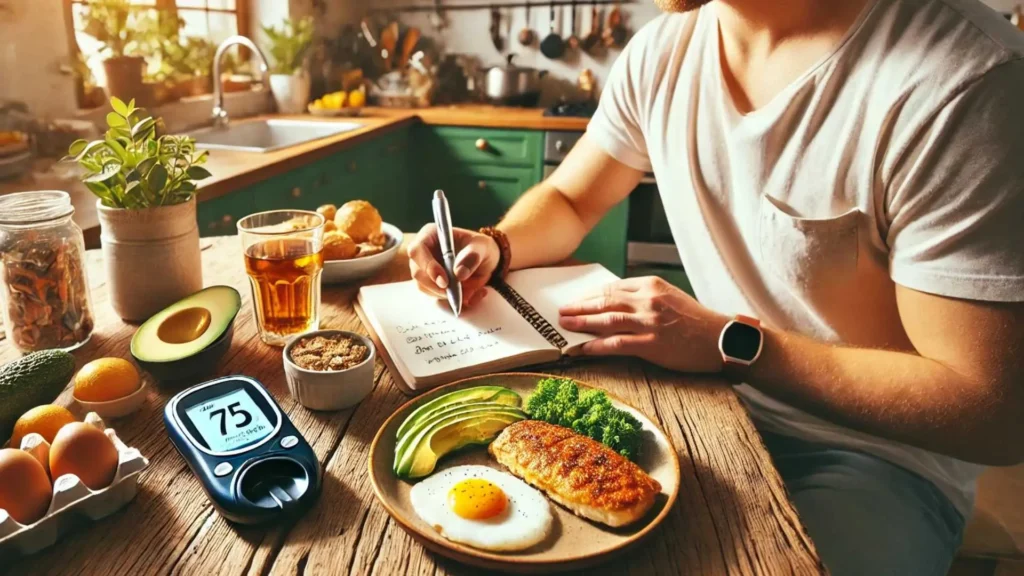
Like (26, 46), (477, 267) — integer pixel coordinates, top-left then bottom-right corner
(587, 0), (1024, 517)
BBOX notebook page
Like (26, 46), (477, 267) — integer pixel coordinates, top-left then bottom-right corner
(506, 264), (621, 350)
(357, 280), (555, 379)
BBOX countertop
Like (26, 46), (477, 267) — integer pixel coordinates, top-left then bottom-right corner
(0, 106), (590, 245)
(3, 236), (824, 575)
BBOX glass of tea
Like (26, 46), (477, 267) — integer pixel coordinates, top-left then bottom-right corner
(237, 210), (325, 346)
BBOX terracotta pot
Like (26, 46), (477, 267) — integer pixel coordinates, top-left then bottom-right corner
(270, 72), (311, 114)
(188, 75), (212, 97)
(97, 197), (203, 321)
(103, 57), (146, 105)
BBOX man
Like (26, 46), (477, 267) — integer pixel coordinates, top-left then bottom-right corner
(408, 0), (1024, 572)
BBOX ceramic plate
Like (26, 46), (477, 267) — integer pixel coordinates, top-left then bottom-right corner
(368, 373), (681, 574)
(322, 222), (402, 285)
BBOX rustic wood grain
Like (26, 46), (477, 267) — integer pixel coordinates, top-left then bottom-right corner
(2, 236), (823, 575)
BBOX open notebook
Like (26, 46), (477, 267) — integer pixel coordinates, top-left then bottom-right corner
(355, 264), (620, 392)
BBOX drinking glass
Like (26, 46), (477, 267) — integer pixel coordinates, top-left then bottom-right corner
(237, 210), (325, 346)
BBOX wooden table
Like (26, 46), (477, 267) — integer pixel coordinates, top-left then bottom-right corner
(2, 237), (824, 575)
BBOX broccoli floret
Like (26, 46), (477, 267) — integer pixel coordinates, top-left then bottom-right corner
(526, 377), (644, 461)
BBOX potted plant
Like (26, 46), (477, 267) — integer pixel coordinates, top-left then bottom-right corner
(66, 97), (211, 321)
(80, 0), (151, 106)
(263, 17), (315, 114)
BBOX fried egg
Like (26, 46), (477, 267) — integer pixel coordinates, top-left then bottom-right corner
(409, 465), (553, 552)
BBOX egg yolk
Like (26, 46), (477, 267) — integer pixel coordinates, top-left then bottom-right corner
(447, 478), (508, 520)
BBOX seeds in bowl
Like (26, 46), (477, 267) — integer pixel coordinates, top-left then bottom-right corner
(290, 334), (369, 371)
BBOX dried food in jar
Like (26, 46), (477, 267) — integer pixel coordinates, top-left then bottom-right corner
(1, 231), (94, 352)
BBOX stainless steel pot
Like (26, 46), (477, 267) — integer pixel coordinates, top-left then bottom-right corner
(483, 55), (547, 106)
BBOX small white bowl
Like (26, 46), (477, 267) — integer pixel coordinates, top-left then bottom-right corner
(73, 381), (149, 419)
(321, 222), (402, 285)
(283, 330), (376, 411)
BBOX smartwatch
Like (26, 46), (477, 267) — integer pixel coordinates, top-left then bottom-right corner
(719, 314), (763, 376)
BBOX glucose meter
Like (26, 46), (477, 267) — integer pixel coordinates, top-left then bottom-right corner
(164, 376), (321, 524)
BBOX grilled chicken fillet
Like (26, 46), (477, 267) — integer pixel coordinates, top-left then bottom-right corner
(488, 420), (661, 527)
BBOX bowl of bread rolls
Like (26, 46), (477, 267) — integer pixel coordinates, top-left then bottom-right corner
(317, 200), (402, 284)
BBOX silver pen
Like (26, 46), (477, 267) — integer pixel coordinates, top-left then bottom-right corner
(432, 190), (463, 316)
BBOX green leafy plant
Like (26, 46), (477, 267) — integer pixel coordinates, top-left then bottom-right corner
(262, 17), (315, 75)
(66, 97), (211, 209)
(79, 0), (153, 59)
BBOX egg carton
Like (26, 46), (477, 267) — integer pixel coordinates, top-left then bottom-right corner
(0, 413), (149, 557)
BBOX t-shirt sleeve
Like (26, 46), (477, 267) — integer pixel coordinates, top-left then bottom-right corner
(885, 59), (1024, 303)
(586, 20), (656, 172)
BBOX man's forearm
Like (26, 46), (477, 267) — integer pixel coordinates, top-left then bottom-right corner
(749, 326), (1024, 465)
(496, 182), (591, 270)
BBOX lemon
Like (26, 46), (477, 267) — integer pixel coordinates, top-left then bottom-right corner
(74, 358), (140, 403)
(11, 405), (76, 448)
(348, 90), (366, 108)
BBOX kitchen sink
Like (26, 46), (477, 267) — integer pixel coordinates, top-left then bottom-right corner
(186, 119), (362, 153)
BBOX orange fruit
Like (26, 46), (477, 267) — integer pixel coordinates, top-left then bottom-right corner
(74, 358), (140, 403)
(348, 89), (366, 108)
(10, 405), (76, 448)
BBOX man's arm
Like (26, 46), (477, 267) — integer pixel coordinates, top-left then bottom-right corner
(406, 137), (643, 303)
(749, 286), (1024, 466)
(497, 136), (644, 270)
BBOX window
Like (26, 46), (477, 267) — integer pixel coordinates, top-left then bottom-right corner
(67, 0), (250, 106)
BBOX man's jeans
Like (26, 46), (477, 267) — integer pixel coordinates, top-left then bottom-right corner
(761, 430), (966, 576)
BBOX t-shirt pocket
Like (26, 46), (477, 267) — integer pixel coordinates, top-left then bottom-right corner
(758, 194), (860, 302)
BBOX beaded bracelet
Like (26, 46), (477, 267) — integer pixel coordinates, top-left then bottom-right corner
(479, 226), (511, 284)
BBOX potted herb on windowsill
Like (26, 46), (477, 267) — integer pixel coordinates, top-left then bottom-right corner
(80, 0), (152, 106)
(263, 17), (315, 114)
(66, 97), (211, 321)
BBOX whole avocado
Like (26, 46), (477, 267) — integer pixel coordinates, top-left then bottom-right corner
(0, 350), (76, 442)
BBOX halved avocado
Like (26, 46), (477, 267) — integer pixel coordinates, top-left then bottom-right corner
(396, 407), (526, 479)
(396, 386), (521, 440)
(394, 401), (523, 470)
(131, 286), (241, 382)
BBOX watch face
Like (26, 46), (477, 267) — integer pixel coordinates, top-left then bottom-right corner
(722, 321), (762, 362)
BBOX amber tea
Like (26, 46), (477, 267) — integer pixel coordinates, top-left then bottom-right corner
(244, 238), (324, 344)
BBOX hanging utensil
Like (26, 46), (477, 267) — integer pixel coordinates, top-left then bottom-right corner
(539, 1), (565, 59)
(519, 1), (536, 46)
(399, 27), (421, 69)
(603, 1), (627, 48)
(429, 0), (446, 31)
(567, 0), (580, 51)
(582, 1), (602, 54)
(380, 21), (399, 72)
(490, 5), (504, 53)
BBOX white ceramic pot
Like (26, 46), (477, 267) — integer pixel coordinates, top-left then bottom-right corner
(269, 72), (311, 115)
(97, 197), (203, 321)
(282, 330), (376, 411)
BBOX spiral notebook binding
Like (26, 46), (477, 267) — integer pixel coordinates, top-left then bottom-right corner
(491, 280), (569, 350)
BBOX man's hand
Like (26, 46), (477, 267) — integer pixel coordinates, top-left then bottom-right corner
(407, 224), (500, 309)
(559, 276), (730, 373)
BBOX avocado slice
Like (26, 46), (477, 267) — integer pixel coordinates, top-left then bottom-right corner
(395, 407), (526, 478)
(394, 401), (523, 470)
(0, 350), (75, 441)
(396, 386), (521, 440)
(131, 286), (241, 382)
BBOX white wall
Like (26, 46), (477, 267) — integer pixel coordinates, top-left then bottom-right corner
(0, 0), (78, 119)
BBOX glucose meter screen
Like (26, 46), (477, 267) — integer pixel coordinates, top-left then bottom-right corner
(186, 389), (272, 452)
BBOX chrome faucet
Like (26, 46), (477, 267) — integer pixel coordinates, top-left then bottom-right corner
(211, 36), (269, 128)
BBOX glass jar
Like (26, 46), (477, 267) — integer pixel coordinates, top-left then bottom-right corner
(0, 191), (94, 353)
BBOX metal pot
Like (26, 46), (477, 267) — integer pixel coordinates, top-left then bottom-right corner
(484, 55), (547, 106)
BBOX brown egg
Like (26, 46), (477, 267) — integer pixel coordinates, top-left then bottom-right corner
(0, 448), (52, 524)
(50, 423), (119, 490)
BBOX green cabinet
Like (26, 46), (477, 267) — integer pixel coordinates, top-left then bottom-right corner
(197, 189), (255, 237)
(419, 126), (543, 169)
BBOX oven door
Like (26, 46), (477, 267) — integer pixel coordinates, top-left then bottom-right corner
(624, 176), (693, 294)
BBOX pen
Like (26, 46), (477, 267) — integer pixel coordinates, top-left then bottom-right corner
(432, 189), (463, 316)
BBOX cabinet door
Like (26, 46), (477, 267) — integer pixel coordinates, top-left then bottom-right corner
(416, 164), (538, 231)
(251, 164), (320, 212)
(348, 128), (412, 230)
(197, 190), (256, 237)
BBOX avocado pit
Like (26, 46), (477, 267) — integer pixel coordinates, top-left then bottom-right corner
(157, 307), (212, 344)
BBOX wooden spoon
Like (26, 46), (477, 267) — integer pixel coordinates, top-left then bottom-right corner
(539, 1), (565, 59)
(518, 1), (536, 46)
(567, 0), (580, 51)
(399, 27), (421, 68)
(380, 21), (399, 71)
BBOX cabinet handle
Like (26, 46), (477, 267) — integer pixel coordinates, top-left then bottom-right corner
(478, 180), (487, 190)
(475, 138), (489, 151)
(291, 187), (302, 198)
(208, 221), (217, 230)
(221, 214), (233, 224)
(348, 161), (358, 173)
(555, 140), (566, 153)
(387, 144), (401, 154)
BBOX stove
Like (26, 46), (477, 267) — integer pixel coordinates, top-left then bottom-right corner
(543, 101), (598, 118)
